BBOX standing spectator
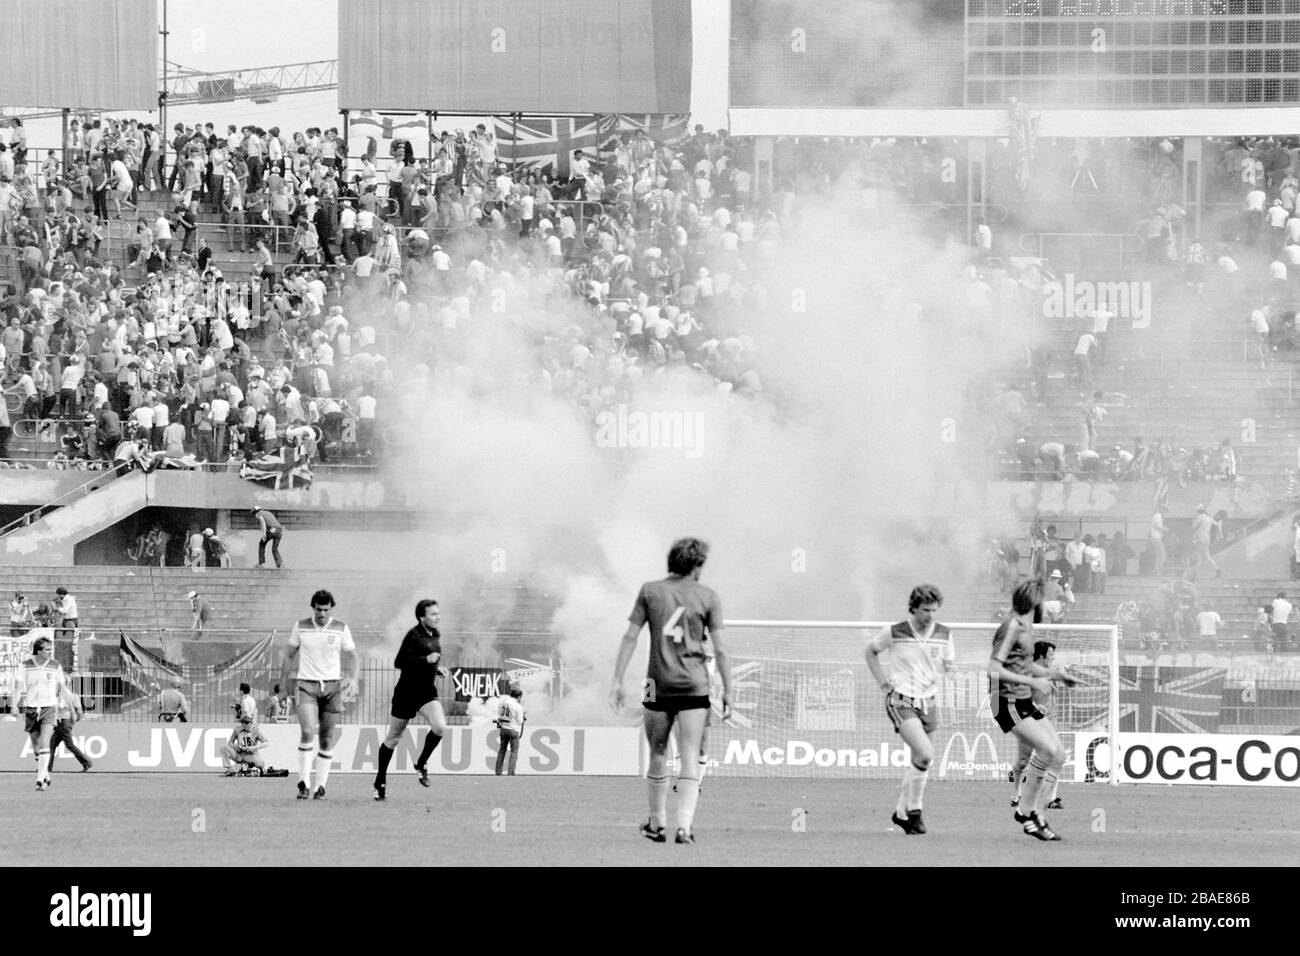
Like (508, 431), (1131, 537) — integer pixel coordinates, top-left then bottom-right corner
(1271, 591), (1294, 648)
(265, 683), (293, 723)
(1065, 531), (1088, 592)
(9, 591), (34, 637)
(158, 683), (189, 721)
(252, 506), (285, 569)
(1073, 331), (1096, 388)
(1090, 533), (1108, 594)
(53, 586), (78, 651)
(494, 686), (527, 776)
(203, 528), (231, 568)
(1245, 183), (1267, 245)
(185, 526), (206, 570)
(1218, 438), (1238, 483)
(187, 590), (212, 638)
(1147, 513), (1167, 576)
(1196, 604), (1222, 647)
(973, 216), (992, 261)
(57, 356), (85, 418)
(236, 681), (257, 724)
(1190, 504), (1221, 579)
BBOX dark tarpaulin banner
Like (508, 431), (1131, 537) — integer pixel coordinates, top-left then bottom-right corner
(339, 0), (692, 114)
(0, 0), (157, 110)
(119, 632), (277, 695)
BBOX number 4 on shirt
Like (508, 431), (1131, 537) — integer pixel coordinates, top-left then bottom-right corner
(664, 606), (686, 644)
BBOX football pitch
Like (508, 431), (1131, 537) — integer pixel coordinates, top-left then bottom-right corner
(3, 773), (1297, 867)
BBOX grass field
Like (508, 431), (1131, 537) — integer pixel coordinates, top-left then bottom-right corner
(3, 773), (1297, 867)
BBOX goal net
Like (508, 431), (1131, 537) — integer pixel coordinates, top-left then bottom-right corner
(693, 621), (1118, 781)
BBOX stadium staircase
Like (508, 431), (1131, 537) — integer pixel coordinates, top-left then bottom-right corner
(1021, 279), (1299, 477)
(13, 566), (561, 667)
(0, 470), (147, 566)
(946, 575), (1298, 654)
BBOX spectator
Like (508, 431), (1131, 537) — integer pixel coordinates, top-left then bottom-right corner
(8, 591), (34, 637)
(203, 527), (231, 568)
(185, 526), (206, 570)
(1190, 504), (1221, 579)
(1196, 604), (1222, 647)
(252, 506), (285, 569)
(53, 586), (78, 650)
(1271, 591), (1294, 648)
(1073, 330), (1096, 388)
(188, 589), (212, 638)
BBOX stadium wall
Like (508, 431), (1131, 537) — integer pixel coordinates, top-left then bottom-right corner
(0, 470), (1280, 515)
(1, 723), (643, 775)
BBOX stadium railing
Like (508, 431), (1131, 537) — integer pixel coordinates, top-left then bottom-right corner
(0, 467), (124, 539)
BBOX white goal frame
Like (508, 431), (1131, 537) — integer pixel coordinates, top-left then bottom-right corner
(725, 620), (1121, 786)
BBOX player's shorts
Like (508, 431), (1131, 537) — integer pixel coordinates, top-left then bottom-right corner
(296, 679), (344, 715)
(885, 692), (938, 735)
(23, 706), (57, 734)
(390, 682), (438, 720)
(994, 695), (1047, 734)
(643, 695), (710, 714)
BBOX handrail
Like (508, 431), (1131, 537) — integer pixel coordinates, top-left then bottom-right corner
(0, 467), (123, 538)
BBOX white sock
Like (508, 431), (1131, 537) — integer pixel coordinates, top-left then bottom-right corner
(647, 774), (669, 829)
(297, 746), (314, 787)
(697, 755), (708, 790)
(314, 751), (333, 789)
(895, 766), (914, 816)
(35, 752), (48, 783)
(1048, 776), (1061, 803)
(676, 775), (701, 833)
(906, 766), (929, 811)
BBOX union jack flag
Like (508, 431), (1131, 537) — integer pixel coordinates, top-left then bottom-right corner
(492, 114), (689, 178)
(348, 110), (429, 145)
(1117, 666), (1226, 734)
(1053, 664), (1226, 734)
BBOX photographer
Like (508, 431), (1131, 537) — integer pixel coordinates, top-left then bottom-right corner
(220, 713), (269, 776)
(494, 686), (527, 777)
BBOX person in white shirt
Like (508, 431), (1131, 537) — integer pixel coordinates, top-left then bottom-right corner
(494, 686), (527, 776)
(278, 589), (358, 799)
(1196, 605), (1222, 643)
(1074, 332), (1096, 387)
(53, 586), (78, 644)
(14, 635), (76, 790)
(1271, 592), (1294, 647)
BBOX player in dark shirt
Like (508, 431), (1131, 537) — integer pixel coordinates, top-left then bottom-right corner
(372, 598), (447, 801)
(989, 580), (1067, 842)
(611, 537), (733, 845)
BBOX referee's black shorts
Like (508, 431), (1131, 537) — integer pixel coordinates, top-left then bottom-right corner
(391, 682), (437, 720)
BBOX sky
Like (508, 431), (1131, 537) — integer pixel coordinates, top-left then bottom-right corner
(20, 0), (729, 150)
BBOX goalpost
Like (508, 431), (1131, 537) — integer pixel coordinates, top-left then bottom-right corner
(707, 620), (1120, 782)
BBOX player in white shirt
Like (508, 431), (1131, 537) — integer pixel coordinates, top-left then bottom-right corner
(493, 686), (527, 775)
(278, 589), (358, 799)
(865, 584), (954, 835)
(14, 635), (77, 790)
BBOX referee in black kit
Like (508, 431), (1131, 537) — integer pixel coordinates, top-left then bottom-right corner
(372, 598), (449, 801)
